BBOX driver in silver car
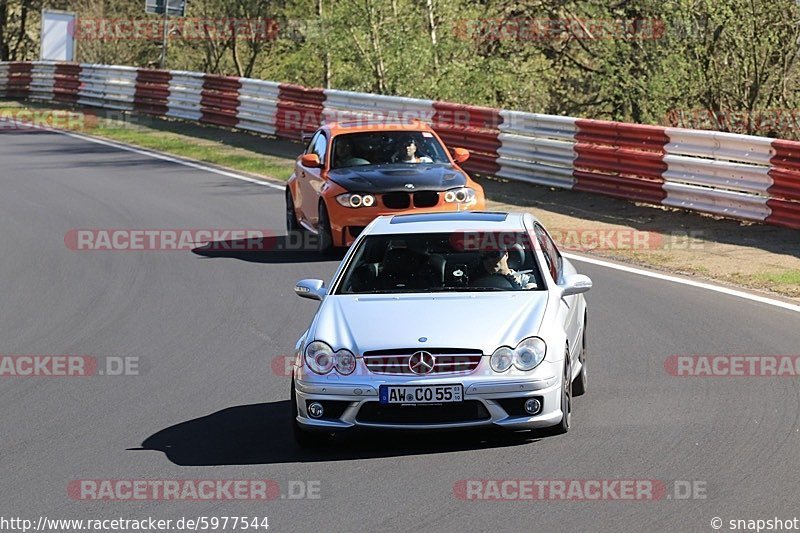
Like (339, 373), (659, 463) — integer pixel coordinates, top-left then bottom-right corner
(479, 249), (536, 289)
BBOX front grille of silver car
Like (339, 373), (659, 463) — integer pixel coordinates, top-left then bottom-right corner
(361, 348), (483, 375)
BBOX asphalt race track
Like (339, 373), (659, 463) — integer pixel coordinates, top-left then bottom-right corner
(1, 128), (799, 532)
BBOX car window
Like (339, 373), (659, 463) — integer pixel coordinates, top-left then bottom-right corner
(329, 131), (450, 169)
(334, 232), (545, 294)
(305, 131), (320, 155)
(534, 224), (562, 282)
(312, 132), (328, 162)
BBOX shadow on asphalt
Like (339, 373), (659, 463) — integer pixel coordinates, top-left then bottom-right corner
(133, 401), (540, 465)
(192, 235), (345, 264)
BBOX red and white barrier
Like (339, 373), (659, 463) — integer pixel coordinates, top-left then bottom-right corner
(768, 141), (800, 229)
(276, 84), (325, 141)
(663, 129), (774, 221)
(322, 90), (434, 126)
(2, 61), (799, 230)
(53, 63), (82, 104)
(201, 75), (241, 128)
(573, 120), (669, 204)
(134, 68), (171, 116)
(165, 71), (203, 121)
(237, 78), (280, 135)
(3, 62), (33, 99)
(0, 63), (8, 96)
(29, 62), (56, 102)
(497, 112), (577, 189)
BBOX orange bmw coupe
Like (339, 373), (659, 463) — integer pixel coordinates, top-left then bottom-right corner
(286, 120), (486, 253)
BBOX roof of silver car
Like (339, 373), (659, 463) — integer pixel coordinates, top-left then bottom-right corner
(368, 211), (530, 235)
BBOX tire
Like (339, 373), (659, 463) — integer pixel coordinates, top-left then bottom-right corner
(572, 320), (588, 397)
(285, 188), (300, 233)
(317, 202), (335, 255)
(290, 380), (330, 448)
(553, 353), (572, 434)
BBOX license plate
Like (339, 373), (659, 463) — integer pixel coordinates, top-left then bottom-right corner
(379, 384), (463, 405)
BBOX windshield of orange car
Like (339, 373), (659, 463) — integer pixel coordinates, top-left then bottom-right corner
(334, 232), (545, 294)
(330, 131), (450, 169)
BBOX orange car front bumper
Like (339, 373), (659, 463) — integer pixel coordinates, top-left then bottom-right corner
(327, 194), (487, 247)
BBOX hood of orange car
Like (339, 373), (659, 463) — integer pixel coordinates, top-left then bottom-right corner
(327, 164), (467, 194)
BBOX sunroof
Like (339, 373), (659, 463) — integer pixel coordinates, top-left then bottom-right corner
(389, 212), (509, 224)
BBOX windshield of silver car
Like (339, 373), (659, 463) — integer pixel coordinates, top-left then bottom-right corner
(335, 232), (545, 294)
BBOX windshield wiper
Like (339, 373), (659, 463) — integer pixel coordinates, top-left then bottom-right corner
(420, 286), (507, 292)
(346, 288), (426, 295)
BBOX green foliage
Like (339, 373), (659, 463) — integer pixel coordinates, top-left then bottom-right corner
(4, 0), (800, 137)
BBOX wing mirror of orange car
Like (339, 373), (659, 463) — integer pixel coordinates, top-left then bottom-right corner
(452, 147), (470, 163)
(301, 153), (322, 168)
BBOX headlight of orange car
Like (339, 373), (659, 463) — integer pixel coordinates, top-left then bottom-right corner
(444, 187), (476, 204)
(336, 193), (376, 208)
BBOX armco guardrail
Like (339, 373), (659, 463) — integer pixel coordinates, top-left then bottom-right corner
(1, 61), (799, 230)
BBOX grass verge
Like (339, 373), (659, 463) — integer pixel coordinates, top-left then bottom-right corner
(0, 100), (296, 180)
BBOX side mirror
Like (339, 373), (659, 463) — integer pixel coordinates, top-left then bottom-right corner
(452, 147), (470, 163)
(560, 274), (592, 296)
(295, 279), (327, 301)
(301, 153), (322, 168)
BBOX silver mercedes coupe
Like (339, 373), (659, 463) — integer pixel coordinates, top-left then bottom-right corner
(290, 211), (592, 446)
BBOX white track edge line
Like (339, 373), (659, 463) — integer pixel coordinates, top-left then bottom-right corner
(563, 252), (800, 314)
(60, 129), (285, 190)
(4, 119), (284, 190)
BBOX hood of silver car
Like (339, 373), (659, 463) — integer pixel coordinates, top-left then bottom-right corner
(311, 292), (549, 355)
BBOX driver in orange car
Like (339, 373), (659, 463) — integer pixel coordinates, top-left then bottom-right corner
(394, 137), (434, 164)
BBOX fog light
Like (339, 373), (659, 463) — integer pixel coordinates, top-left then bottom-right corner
(524, 398), (541, 415)
(307, 402), (324, 418)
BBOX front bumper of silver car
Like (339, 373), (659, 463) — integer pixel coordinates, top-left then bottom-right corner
(293, 375), (563, 431)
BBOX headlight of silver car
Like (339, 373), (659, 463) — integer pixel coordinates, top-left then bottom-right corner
(305, 341), (335, 374)
(333, 350), (356, 375)
(304, 341), (356, 375)
(336, 193), (375, 208)
(513, 337), (547, 371)
(490, 346), (514, 372)
(491, 337), (547, 372)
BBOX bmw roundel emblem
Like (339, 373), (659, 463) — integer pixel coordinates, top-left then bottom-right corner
(405, 183), (415, 189)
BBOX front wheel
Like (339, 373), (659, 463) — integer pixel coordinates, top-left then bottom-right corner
(573, 324), (587, 397)
(553, 354), (572, 434)
(285, 187), (300, 233)
(317, 202), (335, 255)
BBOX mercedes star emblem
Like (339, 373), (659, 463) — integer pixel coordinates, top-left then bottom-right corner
(408, 351), (435, 374)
